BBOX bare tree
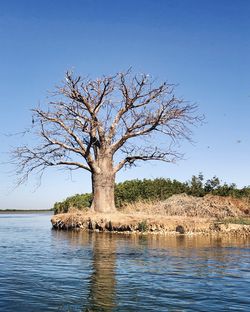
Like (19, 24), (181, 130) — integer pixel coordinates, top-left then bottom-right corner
(12, 69), (201, 212)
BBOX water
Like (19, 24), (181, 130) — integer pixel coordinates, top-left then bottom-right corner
(0, 213), (249, 312)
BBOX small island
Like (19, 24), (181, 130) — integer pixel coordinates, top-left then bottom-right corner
(10, 70), (250, 237)
(51, 177), (250, 236)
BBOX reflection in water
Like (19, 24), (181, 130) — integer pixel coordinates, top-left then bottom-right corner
(1, 214), (249, 312)
(86, 233), (116, 312)
(51, 231), (117, 311)
(58, 232), (250, 312)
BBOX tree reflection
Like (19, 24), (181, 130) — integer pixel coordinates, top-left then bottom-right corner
(52, 230), (250, 312)
(85, 233), (116, 312)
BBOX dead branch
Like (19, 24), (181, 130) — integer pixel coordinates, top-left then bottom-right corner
(12, 69), (202, 185)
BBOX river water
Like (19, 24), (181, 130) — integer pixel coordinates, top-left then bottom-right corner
(0, 212), (249, 312)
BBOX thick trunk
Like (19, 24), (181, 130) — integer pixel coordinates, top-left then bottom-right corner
(90, 157), (116, 213)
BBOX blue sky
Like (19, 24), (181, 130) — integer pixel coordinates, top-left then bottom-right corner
(0, 0), (249, 209)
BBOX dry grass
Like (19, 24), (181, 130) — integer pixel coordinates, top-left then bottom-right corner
(121, 200), (162, 215)
(121, 194), (250, 219)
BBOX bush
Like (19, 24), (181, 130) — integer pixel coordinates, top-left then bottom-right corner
(53, 193), (92, 214)
(138, 220), (148, 232)
(115, 178), (188, 207)
(53, 175), (250, 214)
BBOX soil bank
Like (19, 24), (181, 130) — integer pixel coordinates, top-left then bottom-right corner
(51, 194), (250, 236)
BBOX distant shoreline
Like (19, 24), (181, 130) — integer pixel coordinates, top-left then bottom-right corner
(0, 209), (52, 214)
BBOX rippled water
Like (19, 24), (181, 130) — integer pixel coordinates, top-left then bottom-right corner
(0, 213), (249, 311)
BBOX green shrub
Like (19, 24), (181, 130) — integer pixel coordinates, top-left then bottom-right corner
(53, 193), (92, 214)
(53, 175), (250, 214)
(138, 220), (148, 232)
(221, 217), (250, 225)
(115, 178), (188, 207)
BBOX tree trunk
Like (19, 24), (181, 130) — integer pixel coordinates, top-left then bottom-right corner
(90, 157), (116, 213)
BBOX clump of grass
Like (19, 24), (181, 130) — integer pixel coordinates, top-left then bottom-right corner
(68, 206), (88, 214)
(138, 220), (148, 232)
(221, 217), (250, 225)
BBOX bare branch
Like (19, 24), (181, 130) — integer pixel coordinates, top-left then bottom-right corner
(12, 69), (201, 189)
(113, 146), (181, 173)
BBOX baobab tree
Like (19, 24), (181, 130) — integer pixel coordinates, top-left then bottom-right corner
(13, 69), (200, 212)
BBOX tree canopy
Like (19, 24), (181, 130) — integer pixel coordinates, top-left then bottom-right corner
(12, 69), (201, 212)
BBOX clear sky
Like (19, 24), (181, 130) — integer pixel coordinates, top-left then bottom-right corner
(0, 0), (249, 209)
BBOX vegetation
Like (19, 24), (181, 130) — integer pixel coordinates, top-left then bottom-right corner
(138, 220), (148, 232)
(53, 174), (250, 214)
(54, 193), (92, 214)
(220, 217), (250, 226)
(187, 174), (250, 199)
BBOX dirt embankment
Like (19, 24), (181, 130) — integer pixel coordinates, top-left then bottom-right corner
(51, 194), (250, 236)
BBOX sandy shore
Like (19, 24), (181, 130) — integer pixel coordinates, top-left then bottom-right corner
(51, 211), (250, 236)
